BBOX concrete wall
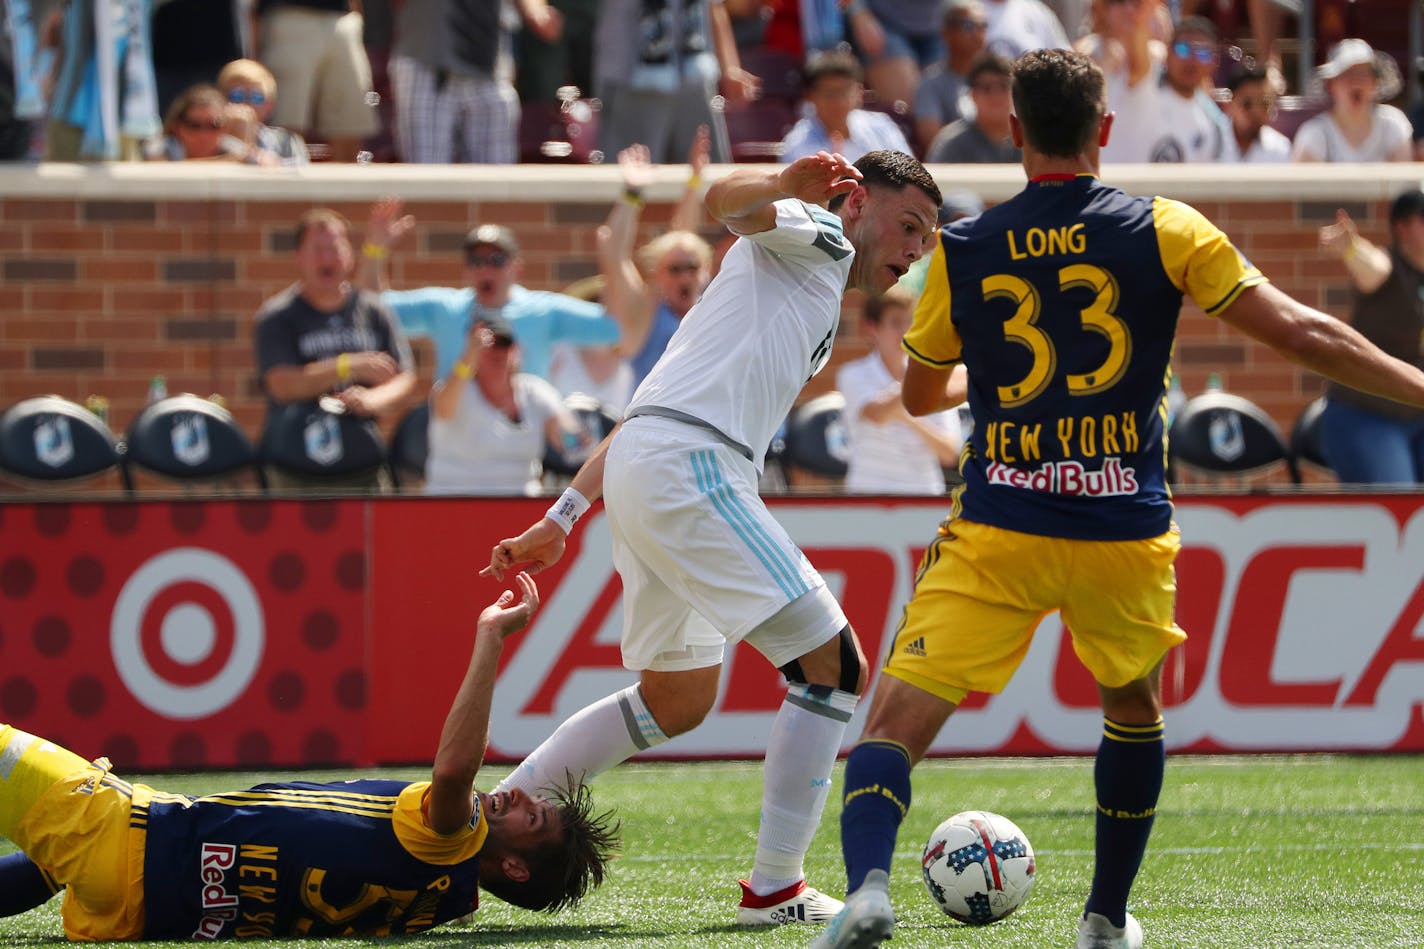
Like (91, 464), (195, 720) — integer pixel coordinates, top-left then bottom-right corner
(1, 161), (1419, 443)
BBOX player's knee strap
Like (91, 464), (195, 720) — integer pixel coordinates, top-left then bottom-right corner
(778, 625), (862, 694)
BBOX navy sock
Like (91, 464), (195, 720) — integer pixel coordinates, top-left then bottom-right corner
(0, 851), (59, 917)
(1084, 717), (1165, 928)
(839, 739), (912, 894)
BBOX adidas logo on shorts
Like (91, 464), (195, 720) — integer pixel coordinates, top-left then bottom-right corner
(904, 636), (927, 657)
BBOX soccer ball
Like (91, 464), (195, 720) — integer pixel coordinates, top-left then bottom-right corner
(921, 810), (1036, 925)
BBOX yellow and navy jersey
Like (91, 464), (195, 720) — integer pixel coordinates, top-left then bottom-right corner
(139, 779), (486, 939)
(907, 174), (1266, 540)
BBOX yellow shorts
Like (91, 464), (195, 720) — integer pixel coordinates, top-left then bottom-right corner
(0, 725), (148, 940)
(884, 519), (1186, 703)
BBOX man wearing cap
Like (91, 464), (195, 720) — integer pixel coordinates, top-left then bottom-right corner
(1292, 38), (1412, 163)
(1315, 191), (1424, 484)
(360, 198), (623, 383)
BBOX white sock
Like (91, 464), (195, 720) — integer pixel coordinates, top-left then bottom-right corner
(495, 684), (668, 795)
(748, 685), (859, 896)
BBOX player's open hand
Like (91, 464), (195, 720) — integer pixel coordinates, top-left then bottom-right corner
(777, 152), (862, 207)
(478, 571), (539, 639)
(481, 519), (568, 581)
(1319, 208), (1358, 259)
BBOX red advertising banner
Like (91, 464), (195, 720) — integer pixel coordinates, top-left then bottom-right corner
(2, 494), (1422, 770)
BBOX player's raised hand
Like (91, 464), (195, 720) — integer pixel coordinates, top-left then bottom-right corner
(477, 572), (540, 639)
(777, 151), (863, 206)
(482, 519), (568, 581)
(1319, 208), (1358, 258)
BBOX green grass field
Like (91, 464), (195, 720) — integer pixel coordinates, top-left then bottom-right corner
(3, 755), (1421, 948)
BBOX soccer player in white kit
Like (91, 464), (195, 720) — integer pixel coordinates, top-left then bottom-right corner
(483, 149), (943, 924)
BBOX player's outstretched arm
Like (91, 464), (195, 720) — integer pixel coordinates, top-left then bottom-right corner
(428, 572), (539, 835)
(705, 151), (861, 235)
(482, 425), (619, 580)
(1218, 283), (1424, 408)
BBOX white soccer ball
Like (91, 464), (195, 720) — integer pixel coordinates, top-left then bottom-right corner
(921, 810), (1036, 925)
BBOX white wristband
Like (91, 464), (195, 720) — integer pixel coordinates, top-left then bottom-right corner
(545, 487), (591, 535)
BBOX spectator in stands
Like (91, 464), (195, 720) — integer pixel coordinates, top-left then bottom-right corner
(1147, 16), (1231, 162)
(1412, 98), (1424, 161)
(516, 0), (594, 106)
(144, 84), (262, 162)
(780, 49), (912, 163)
(390, 0), (560, 164)
(598, 141), (715, 388)
(0, 0), (44, 160)
(548, 276), (636, 414)
(1180, 0), (1285, 94)
(1076, 0), (1164, 163)
(981, 0), (1069, 60)
(849, 0), (945, 110)
(254, 0), (379, 163)
(1223, 65), (1290, 162)
(925, 51), (1019, 162)
(150, 0), (247, 113)
(255, 208), (417, 492)
(1292, 39), (1411, 163)
(46, 0), (161, 161)
(593, 0), (758, 163)
(424, 314), (586, 495)
(912, 0), (988, 155)
(837, 285), (963, 494)
(361, 199), (623, 382)
(1314, 194), (1424, 485)
(217, 58), (310, 165)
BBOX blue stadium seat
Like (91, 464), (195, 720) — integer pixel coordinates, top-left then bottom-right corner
(1168, 391), (1297, 484)
(124, 394), (265, 492)
(259, 400), (388, 480)
(0, 395), (124, 487)
(782, 391), (850, 480)
(388, 402), (430, 491)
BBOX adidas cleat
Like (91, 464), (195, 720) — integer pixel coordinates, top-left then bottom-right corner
(736, 879), (845, 925)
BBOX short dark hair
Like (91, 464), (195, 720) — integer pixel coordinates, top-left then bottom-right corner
(294, 208), (351, 248)
(1172, 15), (1218, 43)
(803, 49), (863, 88)
(966, 51), (1013, 86)
(1010, 48), (1106, 158)
(863, 284), (915, 324)
(828, 150), (943, 212)
(1227, 66), (1270, 94)
(1389, 189), (1424, 226)
(481, 780), (620, 913)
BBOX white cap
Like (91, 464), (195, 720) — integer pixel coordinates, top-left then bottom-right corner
(1314, 38), (1401, 100)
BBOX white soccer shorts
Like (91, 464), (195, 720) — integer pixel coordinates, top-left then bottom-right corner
(604, 416), (846, 672)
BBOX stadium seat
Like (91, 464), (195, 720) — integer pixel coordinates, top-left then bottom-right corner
(387, 402), (430, 491)
(259, 399), (388, 481)
(1289, 395), (1333, 476)
(123, 394), (265, 493)
(1168, 391), (1298, 484)
(724, 99), (794, 162)
(0, 395), (126, 488)
(543, 393), (619, 481)
(739, 45), (804, 103)
(520, 96), (603, 164)
(782, 391), (850, 481)
(1268, 95), (1327, 142)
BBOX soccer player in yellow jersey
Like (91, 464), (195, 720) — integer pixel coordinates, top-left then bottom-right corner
(813, 48), (1424, 949)
(0, 574), (619, 940)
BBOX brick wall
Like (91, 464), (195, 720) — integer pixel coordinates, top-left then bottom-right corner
(0, 163), (1418, 462)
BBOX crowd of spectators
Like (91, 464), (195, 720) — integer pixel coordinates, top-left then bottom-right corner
(0, 0), (1418, 165)
(2, 0), (1422, 496)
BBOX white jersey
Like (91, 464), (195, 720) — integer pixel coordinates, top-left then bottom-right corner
(625, 199), (854, 472)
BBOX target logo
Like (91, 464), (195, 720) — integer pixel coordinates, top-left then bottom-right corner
(110, 548), (266, 720)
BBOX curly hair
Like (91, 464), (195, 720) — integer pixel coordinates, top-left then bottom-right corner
(829, 149), (942, 212)
(481, 779), (621, 913)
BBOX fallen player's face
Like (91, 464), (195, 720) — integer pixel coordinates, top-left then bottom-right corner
(479, 787), (565, 852)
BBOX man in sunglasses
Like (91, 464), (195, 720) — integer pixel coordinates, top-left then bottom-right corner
(1148, 16), (1231, 162)
(361, 202), (623, 384)
(1223, 66), (1290, 163)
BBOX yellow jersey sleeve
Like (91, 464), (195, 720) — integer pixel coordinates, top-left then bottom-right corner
(903, 238), (963, 367)
(390, 781), (489, 866)
(1152, 196), (1268, 316)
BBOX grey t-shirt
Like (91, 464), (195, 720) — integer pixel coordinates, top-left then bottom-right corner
(913, 64), (969, 130)
(254, 284), (414, 408)
(926, 119), (1020, 163)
